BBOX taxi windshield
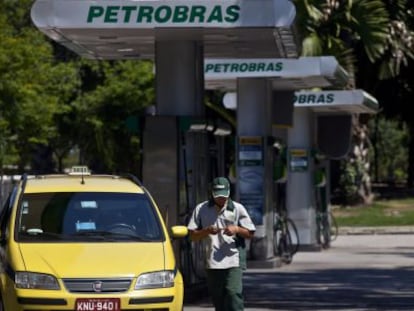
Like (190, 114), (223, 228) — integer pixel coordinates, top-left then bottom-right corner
(16, 192), (163, 242)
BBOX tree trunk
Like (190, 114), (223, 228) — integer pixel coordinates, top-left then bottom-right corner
(351, 115), (374, 205)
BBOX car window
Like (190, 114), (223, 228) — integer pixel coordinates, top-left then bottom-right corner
(16, 192), (164, 242)
(0, 185), (18, 240)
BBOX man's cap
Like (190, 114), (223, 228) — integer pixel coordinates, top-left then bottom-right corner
(212, 177), (230, 198)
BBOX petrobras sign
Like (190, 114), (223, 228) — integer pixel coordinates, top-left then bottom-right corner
(86, 3), (240, 25)
(294, 90), (379, 112)
(222, 90), (378, 113)
(294, 91), (367, 107)
(222, 91), (339, 109)
(205, 59), (284, 78)
(204, 57), (334, 79)
(31, 0), (296, 28)
(294, 91), (336, 106)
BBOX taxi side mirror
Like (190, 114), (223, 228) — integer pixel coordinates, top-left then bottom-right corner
(170, 226), (188, 239)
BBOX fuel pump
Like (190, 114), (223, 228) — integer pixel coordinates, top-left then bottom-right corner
(177, 117), (233, 285)
(273, 138), (288, 212)
(313, 151), (331, 248)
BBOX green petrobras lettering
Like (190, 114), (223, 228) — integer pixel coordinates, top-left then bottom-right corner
(317, 94), (335, 103)
(122, 6), (137, 23)
(275, 62), (283, 71)
(88, 4), (240, 25)
(87, 6), (104, 23)
(206, 62), (286, 74)
(248, 63), (256, 71)
(205, 64), (214, 73)
(173, 6), (189, 22)
(317, 94), (326, 103)
(190, 6), (206, 22)
(230, 63), (238, 72)
(266, 62), (283, 72)
(105, 6), (120, 23)
(137, 6), (153, 23)
(207, 5), (223, 23)
(257, 63), (265, 71)
(155, 6), (172, 23)
(298, 95), (307, 103)
(214, 64), (221, 73)
(239, 63), (248, 72)
(295, 93), (336, 104)
(308, 94), (316, 103)
(221, 63), (230, 72)
(225, 5), (240, 22)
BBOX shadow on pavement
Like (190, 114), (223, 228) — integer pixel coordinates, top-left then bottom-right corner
(243, 267), (414, 310)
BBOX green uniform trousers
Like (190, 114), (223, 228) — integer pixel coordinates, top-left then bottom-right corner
(206, 267), (244, 311)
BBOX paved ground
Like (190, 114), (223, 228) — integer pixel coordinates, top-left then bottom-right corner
(184, 231), (414, 311)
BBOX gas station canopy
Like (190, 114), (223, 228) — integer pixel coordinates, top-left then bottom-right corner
(31, 0), (298, 59)
(223, 90), (378, 114)
(294, 90), (379, 114)
(205, 57), (349, 90)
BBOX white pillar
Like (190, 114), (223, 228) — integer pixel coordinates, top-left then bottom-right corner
(237, 78), (273, 260)
(287, 108), (317, 246)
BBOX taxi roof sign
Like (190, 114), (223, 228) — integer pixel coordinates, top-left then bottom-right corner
(69, 166), (91, 175)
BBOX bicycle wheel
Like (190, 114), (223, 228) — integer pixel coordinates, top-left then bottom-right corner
(319, 213), (331, 249)
(273, 220), (297, 264)
(315, 213), (322, 245)
(329, 211), (339, 242)
(273, 222), (283, 257)
(279, 232), (293, 264)
(286, 218), (299, 255)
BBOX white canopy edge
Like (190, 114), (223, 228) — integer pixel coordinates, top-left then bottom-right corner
(205, 56), (349, 90)
(223, 90), (378, 114)
(31, 0), (298, 59)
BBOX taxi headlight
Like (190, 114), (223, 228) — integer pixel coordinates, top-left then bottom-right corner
(15, 272), (60, 290)
(135, 270), (174, 289)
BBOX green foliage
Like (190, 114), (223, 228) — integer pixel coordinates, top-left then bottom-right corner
(295, 0), (414, 80)
(368, 116), (408, 183)
(0, 8), (80, 171)
(349, 0), (389, 61)
(75, 60), (155, 173)
(338, 160), (360, 205)
(0, 1), (155, 174)
(294, 0), (389, 73)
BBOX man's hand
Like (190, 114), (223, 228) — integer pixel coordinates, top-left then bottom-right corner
(206, 225), (220, 235)
(223, 225), (239, 236)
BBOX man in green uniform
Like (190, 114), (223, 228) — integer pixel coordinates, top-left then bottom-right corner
(187, 177), (256, 311)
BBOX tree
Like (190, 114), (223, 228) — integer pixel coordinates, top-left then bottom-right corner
(356, 1), (414, 186)
(0, 3), (80, 172)
(74, 60), (155, 174)
(294, 0), (414, 204)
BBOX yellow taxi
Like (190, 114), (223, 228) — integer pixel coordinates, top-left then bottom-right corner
(0, 167), (188, 311)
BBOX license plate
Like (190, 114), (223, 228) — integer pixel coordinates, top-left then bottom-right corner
(75, 298), (120, 311)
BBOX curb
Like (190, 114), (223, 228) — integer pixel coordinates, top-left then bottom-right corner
(339, 226), (414, 235)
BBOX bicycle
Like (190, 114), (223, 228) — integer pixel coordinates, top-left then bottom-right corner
(316, 210), (338, 248)
(315, 185), (338, 248)
(273, 183), (300, 264)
